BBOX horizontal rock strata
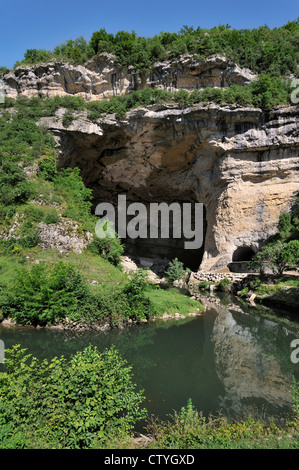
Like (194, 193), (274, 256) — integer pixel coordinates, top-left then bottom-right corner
(38, 103), (299, 272)
(2, 54), (257, 101)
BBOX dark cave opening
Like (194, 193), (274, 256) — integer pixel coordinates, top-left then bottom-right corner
(115, 201), (207, 272)
(232, 246), (255, 262)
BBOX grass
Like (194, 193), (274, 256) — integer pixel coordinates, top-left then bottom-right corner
(145, 286), (204, 317)
(144, 399), (299, 450)
(0, 246), (204, 325)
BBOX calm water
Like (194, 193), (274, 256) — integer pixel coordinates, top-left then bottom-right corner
(0, 296), (298, 427)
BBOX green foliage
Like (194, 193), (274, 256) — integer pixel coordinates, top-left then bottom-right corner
(281, 240), (299, 269)
(0, 344), (146, 448)
(165, 258), (190, 284)
(249, 205), (299, 276)
(291, 376), (299, 419)
(249, 241), (288, 276)
(0, 161), (32, 206)
(122, 269), (156, 321)
(14, 19), (299, 77)
(239, 287), (249, 298)
(251, 74), (291, 109)
(53, 167), (94, 230)
(0, 66), (10, 76)
(0, 96), (56, 165)
(53, 36), (94, 65)
(43, 211), (59, 224)
(147, 398), (298, 449)
(0, 261), (101, 326)
(88, 235), (124, 267)
(146, 286), (203, 317)
(216, 277), (232, 292)
(62, 110), (74, 127)
(37, 154), (57, 181)
(16, 48), (54, 66)
(278, 212), (294, 240)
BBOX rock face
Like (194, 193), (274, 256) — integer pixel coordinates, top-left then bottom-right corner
(3, 54), (257, 101)
(3, 53), (296, 272)
(39, 103), (299, 272)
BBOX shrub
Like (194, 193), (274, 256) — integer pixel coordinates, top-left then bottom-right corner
(281, 240), (299, 269)
(0, 261), (100, 325)
(216, 277), (232, 292)
(53, 167), (94, 229)
(164, 258), (190, 284)
(0, 344), (146, 448)
(37, 154), (57, 181)
(43, 211), (59, 224)
(88, 235), (124, 266)
(88, 219), (124, 266)
(0, 161), (32, 206)
(250, 240), (299, 277)
(62, 110), (74, 127)
(122, 269), (157, 321)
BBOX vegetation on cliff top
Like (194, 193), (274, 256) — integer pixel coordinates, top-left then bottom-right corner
(7, 18), (299, 78)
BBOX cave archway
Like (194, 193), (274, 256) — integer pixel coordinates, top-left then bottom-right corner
(120, 202), (207, 272)
(232, 246), (255, 262)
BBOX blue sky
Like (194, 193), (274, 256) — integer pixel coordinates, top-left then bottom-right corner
(1, 0), (298, 69)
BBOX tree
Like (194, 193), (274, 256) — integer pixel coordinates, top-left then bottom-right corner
(165, 258), (190, 284)
(278, 212), (293, 240)
(249, 240), (298, 276)
(281, 240), (299, 270)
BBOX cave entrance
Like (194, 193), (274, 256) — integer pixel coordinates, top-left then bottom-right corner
(118, 202), (207, 272)
(232, 246), (255, 262)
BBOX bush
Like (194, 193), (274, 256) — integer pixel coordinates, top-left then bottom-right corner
(90, 219), (124, 266)
(37, 154), (57, 181)
(0, 261), (100, 326)
(88, 235), (124, 266)
(122, 269), (157, 321)
(53, 167), (94, 229)
(165, 258), (190, 284)
(62, 110), (74, 127)
(216, 277), (232, 292)
(43, 211), (59, 224)
(0, 161), (32, 206)
(0, 344), (146, 448)
(281, 240), (299, 270)
(250, 240), (299, 277)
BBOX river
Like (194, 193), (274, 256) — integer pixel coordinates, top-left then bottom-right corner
(0, 294), (298, 429)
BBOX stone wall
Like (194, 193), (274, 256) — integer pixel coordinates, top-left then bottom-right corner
(189, 272), (248, 285)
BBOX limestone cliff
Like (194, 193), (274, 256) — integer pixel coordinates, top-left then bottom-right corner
(39, 103), (299, 272)
(2, 53), (297, 272)
(3, 54), (257, 101)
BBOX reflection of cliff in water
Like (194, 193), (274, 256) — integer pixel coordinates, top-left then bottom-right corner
(203, 297), (296, 422)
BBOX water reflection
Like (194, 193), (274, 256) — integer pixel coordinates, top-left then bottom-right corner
(207, 299), (297, 422)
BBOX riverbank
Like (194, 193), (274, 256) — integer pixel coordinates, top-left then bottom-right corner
(0, 293), (204, 332)
(188, 271), (299, 321)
